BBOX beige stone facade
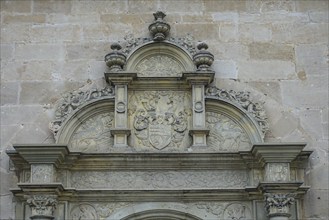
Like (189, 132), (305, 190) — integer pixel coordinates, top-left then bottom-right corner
(1, 1), (328, 219)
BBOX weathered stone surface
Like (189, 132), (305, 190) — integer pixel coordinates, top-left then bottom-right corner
(1, 24), (31, 43)
(127, 0), (157, 13)
(295, 0), (329, 12)
(237, 60), (295, 81)
(0, 0), (31, 13)
(295, 44), (328, 69)
(15, 43), (64, 60)
(309, 11), (329, 23)
(3, 15), (46, 24)
(219, 23), (239, 42)
(208, 42), (249, 60)
(204, 0), (246, 12)
(19, 81), (83, 104)
(299, 109), (323, 140)
(0, 44), (14, 61)
(0, 82), (19, 105)
(247, 81), (282, 103)
(175, 24), (219, 40)
(239, 23), (272, 42)
(272, 23), (328, 44)
(270, 112), (299, 138)
(249, 43), (295, 61)
(66, 42), (116, 61)
(159, 0), (203, 13)
(212, 12), (239, 23)
(30, 25), (81, 43)
(303, 189), (329, 219)
(47, 14), (100, 24)
(246, 0), (296, 13)
(33, 0), (72, 14)
(213, 60), (237, 79)
(281, 76), (328, 108)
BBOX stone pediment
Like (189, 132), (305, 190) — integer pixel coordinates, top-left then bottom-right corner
(7, 11), (311, 220)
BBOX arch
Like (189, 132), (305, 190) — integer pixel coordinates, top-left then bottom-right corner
(106, 203), (204, 220)
(206, 98), (264, 144)
(56, 98), (115, 145)
(125, 41), (196, 75)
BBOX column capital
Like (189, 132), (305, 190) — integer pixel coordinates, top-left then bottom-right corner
(264, 193), (296, 218)
(25, 194), (57, 220)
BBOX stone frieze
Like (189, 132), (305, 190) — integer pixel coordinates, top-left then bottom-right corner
(70, 170), (249, 189)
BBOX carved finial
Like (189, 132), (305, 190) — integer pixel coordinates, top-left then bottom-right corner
(105, 43), (126, 72)
(193, 42), (214, 71)
(149, 11), (171, 41)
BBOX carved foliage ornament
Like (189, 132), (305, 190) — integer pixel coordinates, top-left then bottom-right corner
(26, 195), (57, 217)
(205, 86), (269, 135)
(264, 193), (296, 217)
(49, 86), (114, 137)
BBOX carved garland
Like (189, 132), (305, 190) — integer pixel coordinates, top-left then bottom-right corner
(205, 86), (269, 135)
(49, 86), (115, 136)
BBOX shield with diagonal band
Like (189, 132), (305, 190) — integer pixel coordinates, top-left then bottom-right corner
(149, 123), (171, 150)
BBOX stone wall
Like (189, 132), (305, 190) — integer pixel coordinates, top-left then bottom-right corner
(1, 0), (328, 219)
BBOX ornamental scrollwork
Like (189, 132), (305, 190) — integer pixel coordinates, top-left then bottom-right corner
(205, 86), (269, 135)
(264, 193), (296, 217)
(49, 86), (114, 137)
(223, 203), (252, 220)
(26, 195), (57, 217)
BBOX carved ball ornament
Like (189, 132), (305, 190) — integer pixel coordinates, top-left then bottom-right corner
(149, 11), (171, 41)
(105, 43), (126, 71)
(193, 42), (214, 71)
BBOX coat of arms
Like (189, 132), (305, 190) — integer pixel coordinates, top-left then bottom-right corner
(130, 91), (191, 150)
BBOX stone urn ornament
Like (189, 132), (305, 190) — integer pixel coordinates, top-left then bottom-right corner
(193, 42), (214, 71)
(105, 43), (126, 71)
(149, 11), (171, 41)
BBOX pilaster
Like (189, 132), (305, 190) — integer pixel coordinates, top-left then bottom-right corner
(105, 72), (136, 147)
(252, 143), (307, 220)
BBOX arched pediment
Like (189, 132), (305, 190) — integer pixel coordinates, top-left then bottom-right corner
(125, 42), (196, 76)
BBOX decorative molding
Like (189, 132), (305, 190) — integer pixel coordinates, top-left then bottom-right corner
(265, 163), (290, 182)
(49, 86), (114, 137)
(71, 170), (249, 189)
(205, 86), (269, 135)
(26, 195), (57, 217)
(264, 193), (296, 217)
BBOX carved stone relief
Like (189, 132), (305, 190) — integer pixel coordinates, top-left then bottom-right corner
(70, 170), (249, 189)
(70, 203), (98, 220)
(135, 55), (183, 77)
(69, 112), (114, 153)
(49, 86), (115, 137)
(31, 164), (54, 183)
(205, 86), (269, 136)
(265, 163), (290, 182)
(206, 112), (251, 152)
(129, 90), (192, 151)
(223, 203), (252, 220)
